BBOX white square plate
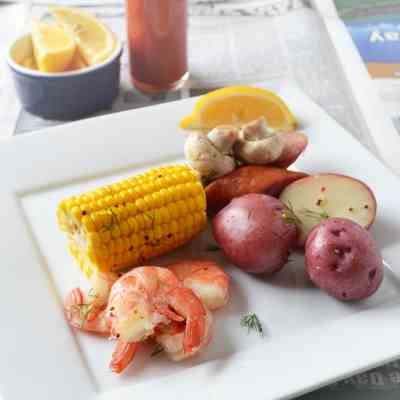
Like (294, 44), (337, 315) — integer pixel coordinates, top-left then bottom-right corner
(1, 81), (400, 400)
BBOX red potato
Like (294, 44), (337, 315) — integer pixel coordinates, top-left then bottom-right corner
(305, 218), (383, 301)
(212, 194), (298, 274)
(279, 174), (377, 246)
(273, 132), (308, 168)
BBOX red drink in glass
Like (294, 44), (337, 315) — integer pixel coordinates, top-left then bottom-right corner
(126, 0), (188, 93)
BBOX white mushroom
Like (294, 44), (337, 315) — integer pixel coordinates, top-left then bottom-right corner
(234, 117), (284, 164)
(207, 125), (239, 155)
(184, 132), (236, 180)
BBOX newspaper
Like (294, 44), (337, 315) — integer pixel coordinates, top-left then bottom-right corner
(331, 0), (400, 105)
(312, 0), (400, 176)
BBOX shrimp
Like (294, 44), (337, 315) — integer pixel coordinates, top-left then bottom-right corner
(64, 271), (141, 371)
(154, 308), (213, 361)
(167, 260), (230, 311)
(106, 267), (208, 356)
(64, 271), (119, 333)
(64, 266), (211, 373)
(107, 267), (212, 372)
(109, 340), (140, 373)
(64, 288), (110, 333)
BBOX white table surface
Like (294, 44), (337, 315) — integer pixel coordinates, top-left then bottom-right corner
(1, 1), (399, 399)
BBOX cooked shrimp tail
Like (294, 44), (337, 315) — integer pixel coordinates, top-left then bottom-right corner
(166, 286), (207, 354)
(154, 304), (185, 322)
(154, 310), (213, 361)
(110, 340), (140, 374)
(64, 287), (110, 334)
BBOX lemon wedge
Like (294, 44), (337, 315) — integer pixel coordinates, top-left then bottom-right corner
(31, 21), (76, 73)
(21, 56), (38, 70)
(50, 6), (116, 66)
(65, 50), (88, 71)
(180, 86), (298, 132)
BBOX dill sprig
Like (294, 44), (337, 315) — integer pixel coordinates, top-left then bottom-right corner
(282, 201), (330, 226)
(300, 208), (329, 221)
(101, 208), (120, 232)
(143, 211), (155, 228)
(151, 344), (164, 357)
(68, 302), (95, 328)
(67, 289), (99, 328)
(281, 201), (302, 227)
(240, 313), (264, 337)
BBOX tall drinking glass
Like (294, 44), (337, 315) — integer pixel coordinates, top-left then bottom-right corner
(126, 0), (188, 93)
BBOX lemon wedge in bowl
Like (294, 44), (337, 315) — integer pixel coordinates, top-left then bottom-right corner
(65, 50), (87, 71)
(31, 21), (76, 73)
(180, 86), (298, 132)
(50, 6), (116, 66)
(20, 56), (38, 70)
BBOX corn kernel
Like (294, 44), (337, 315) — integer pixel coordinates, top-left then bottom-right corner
(135, 214), (145, 230)
(170, 220), (179, 234)
(110, 226), (121, 239)
(167, 203), (179, 220)
(129, 233), (139, 248)
(154, 225), (163, 240)
(159, 207), (169, 224)
(159, 188), (170, 204)
(176, 200), (187, 217)
(82, 216), (95, 232)
(136, 198), (147, 212)
(127, 218), (138, 233)
(115, 238), (125, 253)
(126, 203), (137, 217)
(143, 212), (154, 228)
(120, 221), (130, 236)
(195, 195), (205, 210)
(152, 192), (162, 208)
(71, 206), (82, 220)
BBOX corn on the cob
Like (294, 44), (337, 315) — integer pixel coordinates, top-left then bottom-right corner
(57, 165), (207, 277)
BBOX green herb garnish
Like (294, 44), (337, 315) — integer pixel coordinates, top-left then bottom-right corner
(68, 302), (95, 328)
(101, 208), (120, 232)
(143, 211), (155, 228)
(281, 201), (302, 227)
(300, 208), (329, 221)
(240, 313), (264, 337)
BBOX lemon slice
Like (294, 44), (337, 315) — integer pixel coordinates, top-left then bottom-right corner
(50, 6), (116, 66)
(31, 21), (76, 73)
(180, 86), (298, 132)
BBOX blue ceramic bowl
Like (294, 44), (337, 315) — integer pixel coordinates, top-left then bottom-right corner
(7, 34), (123, 120)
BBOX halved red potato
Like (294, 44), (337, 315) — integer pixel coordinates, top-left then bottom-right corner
(279, 174), (377, 246)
